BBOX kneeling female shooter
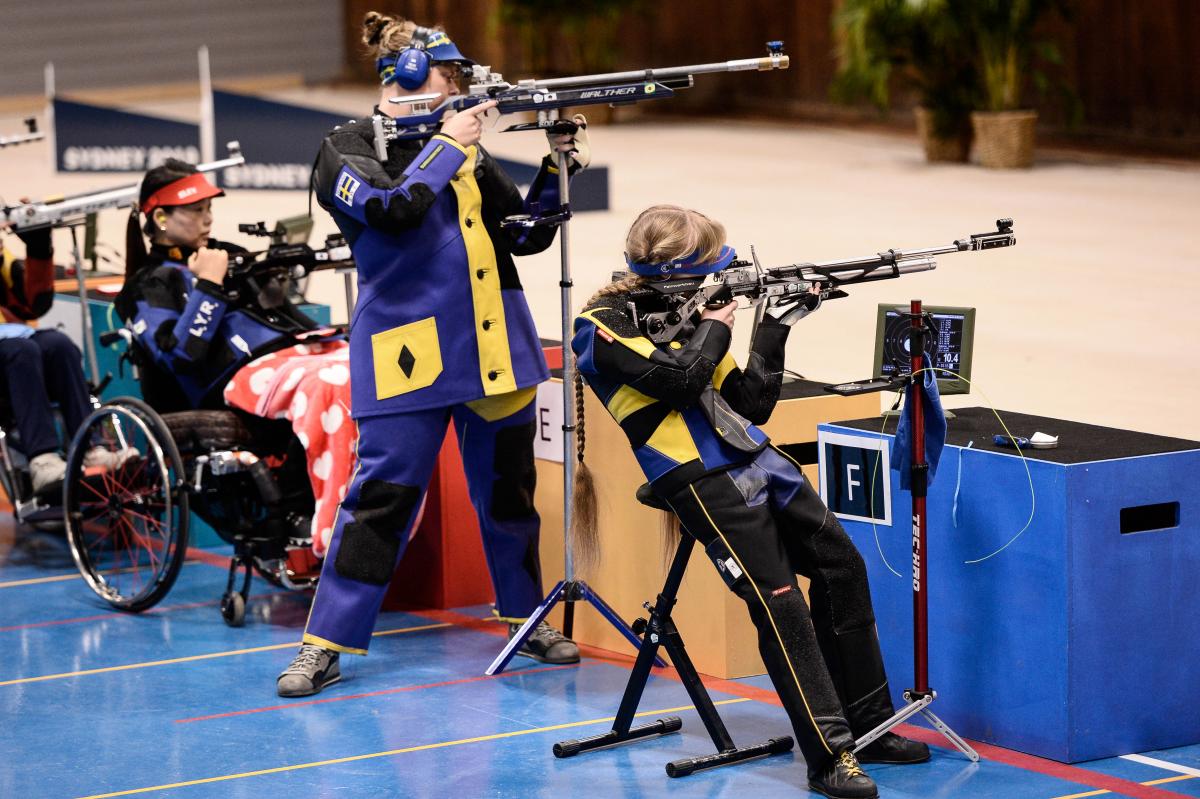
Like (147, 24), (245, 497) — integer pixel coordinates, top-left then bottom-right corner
(281, 11), (589, 697)
(571, 205), (930, 799)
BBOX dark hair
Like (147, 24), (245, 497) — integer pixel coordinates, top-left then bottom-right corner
(118, 158), (198, 319)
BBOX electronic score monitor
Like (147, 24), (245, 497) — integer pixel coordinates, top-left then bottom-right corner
(872, 304), (976, 396)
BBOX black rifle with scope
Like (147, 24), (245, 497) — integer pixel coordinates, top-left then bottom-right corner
(228, 222), (354, 282)
(625, 219), (1016, 344)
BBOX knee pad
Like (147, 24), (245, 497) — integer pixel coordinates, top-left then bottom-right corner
(334, 479), (420, 585)
(489, 420), (537, 521)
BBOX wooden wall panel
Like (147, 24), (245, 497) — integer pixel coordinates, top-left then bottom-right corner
(341, 1), (1199, 146)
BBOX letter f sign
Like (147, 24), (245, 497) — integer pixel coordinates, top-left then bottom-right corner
(846, 463), (862, 501)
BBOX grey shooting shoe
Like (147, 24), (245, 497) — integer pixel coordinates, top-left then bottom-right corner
(510, 621), (580, 664)
(277, 644), (341, 697)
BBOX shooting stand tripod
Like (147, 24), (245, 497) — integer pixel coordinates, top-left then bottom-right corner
(554, 485), (794, 775)
(486, 112), (648, 675)
(851, 299), (978, 762)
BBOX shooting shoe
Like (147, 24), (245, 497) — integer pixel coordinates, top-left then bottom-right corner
(856, 732), (930, 764)
(809, 750), (878, 799)
(276, 644), (340, 697)
(509, 621), (580, 664)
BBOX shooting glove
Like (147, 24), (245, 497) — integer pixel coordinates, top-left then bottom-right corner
(546, 114), (590, 170)
(765, 291), (822, 326)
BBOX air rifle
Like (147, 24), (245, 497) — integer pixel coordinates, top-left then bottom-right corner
(0, 142), (244, 231)
(627, 219), (1016, 344)
(229, 222), (354, 281)
(0, 118), (43, 149)
(371, 41), (790, 158)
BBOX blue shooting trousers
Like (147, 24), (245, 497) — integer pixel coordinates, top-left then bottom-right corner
(303, 388), (542, 654)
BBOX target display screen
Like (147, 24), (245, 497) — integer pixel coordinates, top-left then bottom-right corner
(872, 305), (976, 396)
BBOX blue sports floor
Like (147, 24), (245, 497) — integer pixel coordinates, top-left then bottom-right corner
(2, 521), (1198, 799)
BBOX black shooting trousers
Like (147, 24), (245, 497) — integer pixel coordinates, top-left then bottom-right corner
(661, 446), (897, 775)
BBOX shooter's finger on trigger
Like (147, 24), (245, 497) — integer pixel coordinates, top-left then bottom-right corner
(466, 100), (498, 117)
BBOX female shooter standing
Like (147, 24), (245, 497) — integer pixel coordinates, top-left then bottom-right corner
(279, 12), (587, 696)
(571, 206), (929, 799)
(116, 160), (355, 558)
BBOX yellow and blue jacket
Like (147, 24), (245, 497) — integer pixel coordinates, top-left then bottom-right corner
(314, 114), (570, 418)
(572, 291), (790, 494)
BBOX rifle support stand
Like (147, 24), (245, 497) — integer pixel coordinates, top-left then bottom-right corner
(852, 299), (978, 763)
(487, 112), (642, 675)
(555, 519), (793, 776)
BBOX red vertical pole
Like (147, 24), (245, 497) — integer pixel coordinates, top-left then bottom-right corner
(910, 299), (930, 695)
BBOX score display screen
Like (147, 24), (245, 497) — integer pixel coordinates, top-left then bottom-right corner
(878, 310), (966, 379)
(872, 304), (975, 395)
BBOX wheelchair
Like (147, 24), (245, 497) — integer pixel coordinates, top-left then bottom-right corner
(62, 329), (320, 626)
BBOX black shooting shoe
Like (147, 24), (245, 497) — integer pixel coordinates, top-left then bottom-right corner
(809, 750), (878, 799)
(509, 621), (580, 664)
(856, 731), (931, 764)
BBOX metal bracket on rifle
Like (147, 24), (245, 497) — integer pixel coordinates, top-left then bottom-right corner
(501, 205), (572, 229)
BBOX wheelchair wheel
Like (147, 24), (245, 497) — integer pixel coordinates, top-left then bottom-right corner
(64, 397), (189, 612)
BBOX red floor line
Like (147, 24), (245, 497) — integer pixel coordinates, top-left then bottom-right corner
(414, 607), (1190, 799)
(895, 726), (1188, 799)
(0, 591), (287, 633)
(174, 662), (590, 723)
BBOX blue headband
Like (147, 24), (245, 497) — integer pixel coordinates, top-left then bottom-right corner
(626, 245), (737, 277)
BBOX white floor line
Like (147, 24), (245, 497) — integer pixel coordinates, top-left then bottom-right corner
(1120, 753), (1200, 778)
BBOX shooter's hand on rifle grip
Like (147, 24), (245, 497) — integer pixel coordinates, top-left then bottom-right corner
(547, 114), (590, 170)
(700, 301), (736, 331)
(189, 247), (229, 285)
(440, 100), (497, 148)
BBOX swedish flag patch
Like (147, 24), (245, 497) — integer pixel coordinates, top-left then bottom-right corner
(336, 172), (361, 207)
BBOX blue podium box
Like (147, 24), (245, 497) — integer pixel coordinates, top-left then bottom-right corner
(818, 408), (1200, 762)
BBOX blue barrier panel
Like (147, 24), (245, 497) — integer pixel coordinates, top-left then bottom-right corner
(818, 408), (1200, 762)
(53, 98), (199, 173)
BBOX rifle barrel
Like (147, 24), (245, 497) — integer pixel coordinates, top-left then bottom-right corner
(2, 147), (244, 230)
(524, 55), (789, 91)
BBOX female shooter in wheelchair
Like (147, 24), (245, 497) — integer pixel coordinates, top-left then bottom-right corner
(113, 160), (355, 560)
(56, 161), (359, 623)
(0, 213), (128, 504)
(274, 11), (588, 698)
(570, 206), (929, 799)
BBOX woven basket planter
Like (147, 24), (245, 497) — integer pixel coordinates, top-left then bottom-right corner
(914, 107), (971, 163)
(971, 110), (1038, 169)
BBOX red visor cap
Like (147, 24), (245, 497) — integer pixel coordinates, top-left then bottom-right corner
(141, 173), (224, 216)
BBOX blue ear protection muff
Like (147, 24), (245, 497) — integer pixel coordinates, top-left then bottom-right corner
(393, 26), (434, 90)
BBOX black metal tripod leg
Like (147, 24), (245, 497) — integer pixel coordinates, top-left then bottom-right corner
(555, 617), (680, 757)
